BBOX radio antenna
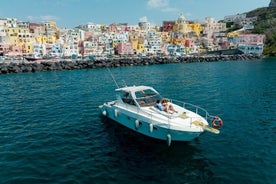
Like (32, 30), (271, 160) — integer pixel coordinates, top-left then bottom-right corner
(107, 68), (119, 89)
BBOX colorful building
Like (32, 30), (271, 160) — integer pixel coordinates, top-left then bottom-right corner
(0, 15), (267, 58)
(237, 34), (265, 56)
(188, 22), (203, 36)
(162, 21), (175, 32)
(116, 42), (134, 55)
(173, 14), (191, 35)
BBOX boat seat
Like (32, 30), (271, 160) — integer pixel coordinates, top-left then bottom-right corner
(122, 98), (135, 106)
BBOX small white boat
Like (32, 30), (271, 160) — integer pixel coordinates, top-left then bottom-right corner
(99, 85), (223, 146)
(25, 54), (59, 62)
(24, 54), (43, 61)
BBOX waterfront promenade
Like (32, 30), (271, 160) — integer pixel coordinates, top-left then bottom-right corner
(0, 54), (261, 75)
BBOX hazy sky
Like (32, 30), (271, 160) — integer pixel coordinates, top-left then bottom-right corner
(0, 0), (270, 28)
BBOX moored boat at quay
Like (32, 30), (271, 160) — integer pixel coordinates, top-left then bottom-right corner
(24, 54), (60, 62)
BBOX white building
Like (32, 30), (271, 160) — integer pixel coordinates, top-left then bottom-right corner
(33, 43), (46, 55)
(82, 40), (103, 56)
(144, 30), (162, 55)
(127, 25), (140, 32)
(224, 14), (246, 22)
(62, 43), (79, 57)
(0, 25), (8, 44)
(203, 17), (227, 39)
(0, 18), (17, 28)
(113, 32), (129, 43)
(138, 21), (151, 31)
(58, 29), (80, 57)
(238, 44), (264, 56)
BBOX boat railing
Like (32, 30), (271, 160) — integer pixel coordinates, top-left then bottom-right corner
(135, 98), (211, 122)
(115, 96), (214, 125)
(170, 99), (214, 121)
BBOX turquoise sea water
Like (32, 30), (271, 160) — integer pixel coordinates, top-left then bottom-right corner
(0, 58), (275, 183)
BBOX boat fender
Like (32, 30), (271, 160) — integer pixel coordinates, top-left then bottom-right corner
(102, 110), (107, 116)
(149, 123), (154, 133)
(211, 116), (223, 129)
(114, 109), (118, 118)
(135, 120), (140, 129)
(167, 134), (172, 146)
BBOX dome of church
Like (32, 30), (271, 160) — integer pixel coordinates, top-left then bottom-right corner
(177, 14), (186, 22)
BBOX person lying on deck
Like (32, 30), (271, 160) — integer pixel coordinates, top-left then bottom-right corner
(161, 98), (177, 114)
(156, 99), (177, 114)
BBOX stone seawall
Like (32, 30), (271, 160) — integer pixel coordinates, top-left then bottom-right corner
(0, 54), (261, 75)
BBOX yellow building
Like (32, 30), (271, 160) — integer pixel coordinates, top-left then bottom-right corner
(35, 34), (57, 44)
(171, 14), (203, 40)
(18, 33), (36, 53)
(47, 35), (57, 44)
(4, 26), (36, 54)
(35, 35), (43, 44)
(188, 23), (203, 36)
(129, 32), (146, 55)
(227, 31), (240, 38)
(6, 27), (21, 45)
(136, 43), (146, 55)
(41, 21), (59, 43)
(6, 27), (34, 44)
(100, 24), (107, 32)
(129, 34), (138, 51)
(22, 43), (34, 54)
(171, 37), (186, 45)
(173, 14), (191, 34)
(160, 31), (171, 43)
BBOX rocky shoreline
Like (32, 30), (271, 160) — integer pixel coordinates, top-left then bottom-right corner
(0, 54), (262, 75)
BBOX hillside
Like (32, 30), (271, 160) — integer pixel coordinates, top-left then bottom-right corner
(246, 7), (276, 56)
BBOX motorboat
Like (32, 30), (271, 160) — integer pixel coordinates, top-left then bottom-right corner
(99, 85), (223, 146)
(24, 54), (42, 61)
(24, 54), (59, 62)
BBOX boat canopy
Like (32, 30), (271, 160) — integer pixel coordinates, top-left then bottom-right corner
(115, 85), (156, 93)
(115, 86), (162, 107)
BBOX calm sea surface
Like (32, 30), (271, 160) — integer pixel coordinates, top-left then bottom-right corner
(0, 58), (275, 184)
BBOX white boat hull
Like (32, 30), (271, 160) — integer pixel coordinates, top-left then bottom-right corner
(100, 101), (206, 142)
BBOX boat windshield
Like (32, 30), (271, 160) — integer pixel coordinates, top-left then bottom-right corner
(119, 91), (135, 106)
(135, 89), (162, 107)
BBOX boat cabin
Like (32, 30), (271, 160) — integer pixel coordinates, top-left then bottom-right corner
(115, 86), (162, 107)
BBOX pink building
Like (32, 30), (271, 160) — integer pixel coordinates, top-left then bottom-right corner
(29, 23), (45, 37)
(4, 45), (23, 56)
(220, 41), (230, 50)
(108, 23), (129, 33)
(238, 34), (265, 45)
(116, 42), (133, 55)
(238, 34), (266, 56)
(0, 44), (10, 56)
(84, 31), (94, 40)
(160, 43), (169, 55)
(185, 39), (195, 48)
